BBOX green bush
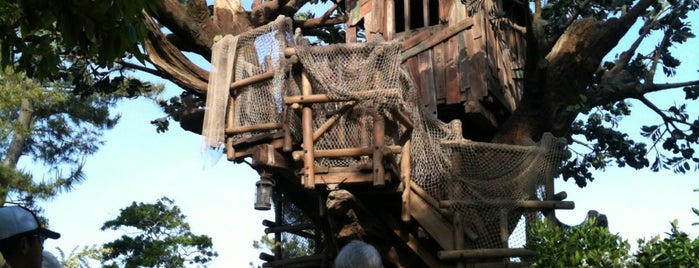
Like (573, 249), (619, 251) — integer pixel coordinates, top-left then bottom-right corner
(527, 218), (699, 267)
(633, 220), (699, 268)
(526, 218), (633, 267)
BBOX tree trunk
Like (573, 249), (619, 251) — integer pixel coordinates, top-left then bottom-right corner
(3, 98), (33, 169)
(1, 98), (33, 204)
(493, 18), (636, 145)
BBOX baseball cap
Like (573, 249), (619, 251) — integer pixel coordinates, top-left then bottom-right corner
(0, 206), (60, 241)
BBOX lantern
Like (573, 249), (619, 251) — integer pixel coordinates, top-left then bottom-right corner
(255, 176), (275, 210)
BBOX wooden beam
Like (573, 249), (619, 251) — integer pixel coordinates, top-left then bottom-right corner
(422, 0), (429, 28)
(439, 200), (575, 210)
(226, 95), (236, 160)
(409, 186), (454, 250)
(315, 171), (375, 185)
(233, 137), (284, 159)
(385, 0), (395, 40)
(284, 89), (401, 105)
(261, 254), (325, 267)
(225, 122), (282, 134)
(401, 18), (474, 62)
(284, 94), (332, 104)
(264, 224), (315, 234)
(390, 108), (414, 129)
(292, 146), (402, 161)
(404, 0), (410, 30)
(438, 248), (537, 261)
(373, 112), (385, 187)
(312, 102), (356, 142)
(229, 69), (274, 92)
(301, 70), (315, 189)
(251, 144), (288, 168)
(378, 210), (440, 268)
(400, 140), (412, 222)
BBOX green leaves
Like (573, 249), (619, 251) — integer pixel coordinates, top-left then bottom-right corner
(0, 0), (163, 79)
(634, 221), (699, 267)
(101, 197), (218, 267)
(529, 204), (699, 267)
(527, 218), (633, 267)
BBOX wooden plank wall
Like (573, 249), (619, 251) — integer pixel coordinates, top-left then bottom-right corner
(347, 0), (527, 112)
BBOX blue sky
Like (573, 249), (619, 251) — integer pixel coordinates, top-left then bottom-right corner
(20, 2), (699, 267)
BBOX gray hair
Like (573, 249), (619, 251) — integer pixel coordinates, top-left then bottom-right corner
(334, 240), (383, 268)
(42, 251), (62, 268)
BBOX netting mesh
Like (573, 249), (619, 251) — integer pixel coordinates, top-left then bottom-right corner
(211, 18), (568, 251)
(295, 43), (406, 167)
(214, 17), (298, 144)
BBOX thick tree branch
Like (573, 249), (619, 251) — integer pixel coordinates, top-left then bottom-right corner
(143, 14), (210, 95)
(152, 0), (219, 59)
(587, 79), (699, 105)
(611, 2), (666, 73)
(637, 96), (683, 131)
(565, 0), (592, 27)
(3, 99), (33, 169)
(319, 4), (339, 23)
(295, 16), (347, 29)
(214, 0), (253, 35)
(617, 0), (655, 29)
(646, 27), (674, 86)
(117, 61), (164, 78)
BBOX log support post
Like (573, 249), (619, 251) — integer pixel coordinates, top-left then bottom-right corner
(454, 212), (465, 268)
(226, 95), (236, 161)
(373, 111), (385, 187)
(400, 139), (412, 222)
(301, 70), (315, 189)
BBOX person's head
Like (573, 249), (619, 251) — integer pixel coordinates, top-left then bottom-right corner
(41, 251), (61, 268)
(0, 206), (60, 268)
(334, 240), (383, 268)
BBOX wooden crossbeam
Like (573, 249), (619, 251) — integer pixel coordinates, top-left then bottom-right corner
(438, 248), (537, 261)
(439, 200), (575, 210)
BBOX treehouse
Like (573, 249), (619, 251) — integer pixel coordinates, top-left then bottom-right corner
(201, 1), (573, 267)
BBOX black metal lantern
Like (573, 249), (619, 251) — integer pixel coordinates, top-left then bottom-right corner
(255, 176), (275, 210)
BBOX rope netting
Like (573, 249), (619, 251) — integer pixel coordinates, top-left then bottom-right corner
(206, 16), (298, 145)
(204, 18), (568, 251)
(296, 42), (406, 167)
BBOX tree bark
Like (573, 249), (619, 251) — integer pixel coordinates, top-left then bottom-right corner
(1, 98), (33, 204)
(3, 99), (33, 169)
(493, 0), (655, 144)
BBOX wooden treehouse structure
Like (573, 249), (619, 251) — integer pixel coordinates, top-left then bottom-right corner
(201, 0), (574, 267)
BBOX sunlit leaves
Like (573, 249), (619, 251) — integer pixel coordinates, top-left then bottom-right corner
(527, 218), (633, 267)
(101, 197), (218, 267)
(634, 221), (699, 267)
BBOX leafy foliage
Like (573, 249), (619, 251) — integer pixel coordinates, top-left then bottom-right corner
(57, 245), (108, 268)
(0, 67), (161, 206)
(100, 197), (218, 268)
(528, 203), (699, 268)
(558, 0), (699, 187)
(527, 218), (633, 267)
(0, 0), (162, 78)
(634, 220), (699, 267)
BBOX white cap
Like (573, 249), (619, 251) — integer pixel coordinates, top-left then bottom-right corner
(0, 206), (60, 240)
